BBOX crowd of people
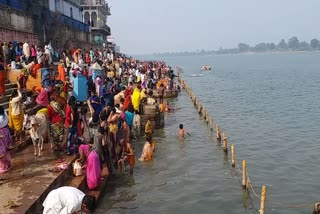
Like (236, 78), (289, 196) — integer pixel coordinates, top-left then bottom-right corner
(0, 39), (190, 213)
(0, 41), (181, 187)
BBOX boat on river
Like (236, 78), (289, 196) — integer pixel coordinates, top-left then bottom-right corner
(202, 65), (211, 70)
(191, 74), (204, 77)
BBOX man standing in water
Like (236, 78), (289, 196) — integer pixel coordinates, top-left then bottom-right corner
(157, 83), (165, 105)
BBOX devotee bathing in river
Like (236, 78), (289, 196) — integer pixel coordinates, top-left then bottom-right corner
(139, 136), (155, 162)
(117, 141), (135, 175)
(179, 124), (190, 140)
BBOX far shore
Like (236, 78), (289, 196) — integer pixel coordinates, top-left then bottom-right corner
(151, 50), (320, 57)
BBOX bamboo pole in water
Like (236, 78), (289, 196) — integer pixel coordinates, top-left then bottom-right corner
(210, 116), (213, 130)
(216, 124), (221, 142)
(223, 133), (228, 154)
(259, 186), (267, 214)
(198, 104), (202, 114)
(205, 110), (209, 123)
(231, 144), (235, 167)
(242, 160), (247, 189)
(313, 203), (320, 214)
(203, 107), (207, 120)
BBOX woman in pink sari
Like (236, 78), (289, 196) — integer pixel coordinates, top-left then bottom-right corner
(76, 144), (101, 190)
(0, 106), (12, 174)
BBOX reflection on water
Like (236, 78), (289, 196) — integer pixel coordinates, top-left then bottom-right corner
(97, 53), (320, 214)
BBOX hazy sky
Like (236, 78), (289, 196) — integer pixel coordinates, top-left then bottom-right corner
(107, 0), (320, 54)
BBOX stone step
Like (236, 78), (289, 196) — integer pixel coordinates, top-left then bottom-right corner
(9, 135), (32, 154)
(84, 166), (109, 203)
(5, 82), (17, 90)
(0, 94), (11, 103)
(62, 171), (87, 191)
(16, 151), (77, 214)
(62, 165), (109, 205)
(3, 101), (37, 113)
(2, 101), (9, 111)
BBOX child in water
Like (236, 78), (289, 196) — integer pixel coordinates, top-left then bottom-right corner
(178, 124), (190, 139)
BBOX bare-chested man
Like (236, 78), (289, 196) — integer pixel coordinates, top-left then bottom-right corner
(178, 124), (190, 140)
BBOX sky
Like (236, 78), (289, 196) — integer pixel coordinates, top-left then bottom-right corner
(107, 0), (320, 55)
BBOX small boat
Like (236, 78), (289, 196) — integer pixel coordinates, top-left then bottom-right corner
(191, 74), (203, 77)
(202, 65), (211, 70)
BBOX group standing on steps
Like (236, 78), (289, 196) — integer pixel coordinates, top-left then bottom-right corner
(1, 40), (185, 213)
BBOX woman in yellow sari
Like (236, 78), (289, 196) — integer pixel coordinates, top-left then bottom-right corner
(132, 87), (141, 112)
(107, 107), (120, 160)
(139, 136), (155, 162)
(9, 81), (24, 142)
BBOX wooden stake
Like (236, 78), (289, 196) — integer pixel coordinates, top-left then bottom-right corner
(212, 117), (214, 129)
(203, 108), (207, 120)
(259, 186), (267, 214)
(206, 111), (209, 123)
(198, 104), (202, 114)
(216, 124), (221, 142)
(210, 116), (213, 130)
(242, 160), (247, 189)
(313, 203), (320, 214)
(231, 144), (235, 167)
(223, 133), (228, 154)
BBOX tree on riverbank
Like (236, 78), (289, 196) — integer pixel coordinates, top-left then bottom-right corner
(154, 36), (320, 56)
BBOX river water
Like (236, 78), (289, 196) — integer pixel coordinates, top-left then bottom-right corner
(96, 52), (320, 214)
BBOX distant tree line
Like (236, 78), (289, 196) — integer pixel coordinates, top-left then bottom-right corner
(154, 37), (320, 56)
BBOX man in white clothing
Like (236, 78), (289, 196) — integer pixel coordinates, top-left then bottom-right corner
(42, 186), (95, 214)
(23, 42), (30, 62)
(44, 43), (52, 64)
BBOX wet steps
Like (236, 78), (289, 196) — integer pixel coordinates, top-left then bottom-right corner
(62, 166), (109, 200)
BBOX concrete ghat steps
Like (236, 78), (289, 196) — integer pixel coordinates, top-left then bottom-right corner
(24, 111), (108, 213)
(62, 166), (110, 204)
(24, 156), (77, 214)
(25, 163), (109, 213)
(0, 143), (77, 214)
(84, 167), (109, 203)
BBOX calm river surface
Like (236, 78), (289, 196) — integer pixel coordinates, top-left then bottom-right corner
(96, 52), (320, 214)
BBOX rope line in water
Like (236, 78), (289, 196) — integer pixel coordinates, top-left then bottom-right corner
(247, 174), (313, 208)
(235, 158), (242, 174)
(180, 78), (316, 210)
